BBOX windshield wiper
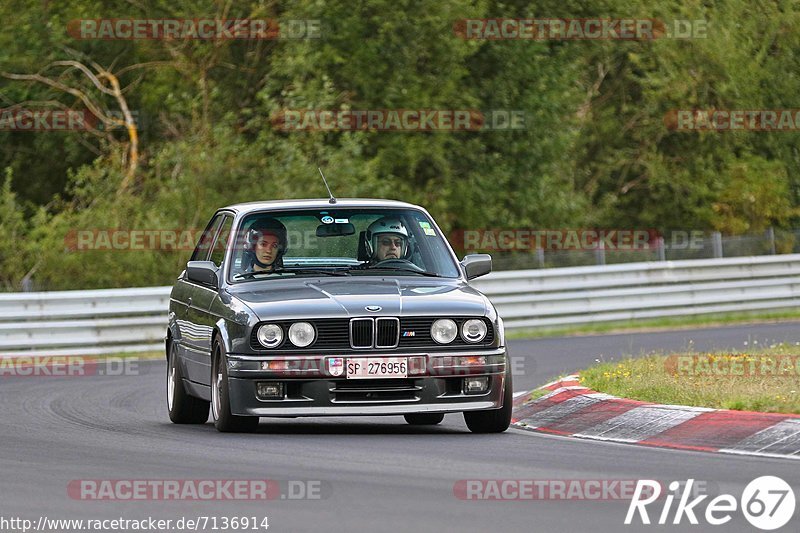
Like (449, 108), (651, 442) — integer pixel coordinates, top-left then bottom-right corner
(234, 268), (350, 280)
(365, 266), (443, 277)
(283, 268), (350, 277)
(233, 271), (278, 280)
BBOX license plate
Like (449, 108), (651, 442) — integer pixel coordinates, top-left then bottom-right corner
(346, 357), (408, 379)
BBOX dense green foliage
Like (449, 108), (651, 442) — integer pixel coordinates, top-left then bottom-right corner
(1, 0), (799, 290)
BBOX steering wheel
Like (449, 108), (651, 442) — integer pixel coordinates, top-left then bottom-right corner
(372, 258), (425, 272)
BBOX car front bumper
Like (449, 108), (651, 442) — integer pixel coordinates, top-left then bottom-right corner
(225, 348), (508, 417)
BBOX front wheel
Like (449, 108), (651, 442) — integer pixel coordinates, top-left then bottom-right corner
(211, 340), (259, 433)
(167, 341), (209, 424)
(463, 368), (513, 433)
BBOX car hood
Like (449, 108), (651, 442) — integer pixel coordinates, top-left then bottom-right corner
(226, 278), (489, 320)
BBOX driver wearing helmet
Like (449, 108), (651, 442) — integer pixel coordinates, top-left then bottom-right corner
(242, 219), (287, 273)
(366, 218), (410, 264)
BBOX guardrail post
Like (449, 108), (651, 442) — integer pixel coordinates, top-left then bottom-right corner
(711, 231), (723, 258)
(536, 247), (545, 268)
(767, 227), (776, 255)
(656, 236), (666, 261)
(595, 241), (606, 265)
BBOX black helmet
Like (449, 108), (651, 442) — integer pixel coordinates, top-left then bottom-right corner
(242, 218), (287, 270)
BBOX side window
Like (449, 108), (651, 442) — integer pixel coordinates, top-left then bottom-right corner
(209, 216), (233, 267)
(191, 214), (223, 262)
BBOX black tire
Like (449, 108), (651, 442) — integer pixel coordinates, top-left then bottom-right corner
(404, 413), (445, 425)
(463, 367), (513, 434)
(211, 340), (259, 433)
(167, 341), (209, 424)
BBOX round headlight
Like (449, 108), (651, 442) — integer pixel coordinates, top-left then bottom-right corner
(257, 324), (283, 348)
(288, 322), (316, 348)
(461, 319), (488, 343)
(431, 319), (458, 344)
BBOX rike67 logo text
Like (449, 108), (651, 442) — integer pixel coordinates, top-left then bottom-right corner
(626, 477), (795, 530)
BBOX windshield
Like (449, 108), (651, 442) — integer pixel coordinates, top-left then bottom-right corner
(227, 208), (460, 282)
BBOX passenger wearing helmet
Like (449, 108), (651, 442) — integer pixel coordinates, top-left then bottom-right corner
(366, 218), (410, 263)
(242, 219), (287, 273)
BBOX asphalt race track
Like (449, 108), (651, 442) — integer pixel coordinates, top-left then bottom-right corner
(2, 322), (799, 533)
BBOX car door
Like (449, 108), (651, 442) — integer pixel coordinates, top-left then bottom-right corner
(184, 213), (234, 386)
(175, 213), (224, 385)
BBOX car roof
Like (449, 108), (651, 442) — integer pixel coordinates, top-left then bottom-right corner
(220, 198), (425, 214)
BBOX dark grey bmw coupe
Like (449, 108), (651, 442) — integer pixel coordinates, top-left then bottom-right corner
(166, 198), (511, 433)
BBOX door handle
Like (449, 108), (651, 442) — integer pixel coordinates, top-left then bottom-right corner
(187, 297), (192, 307)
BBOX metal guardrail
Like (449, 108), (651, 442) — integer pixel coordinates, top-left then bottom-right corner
(2, 254), (800, 355)
(472, 254), (800, 329)
(0, 286), (170, 356)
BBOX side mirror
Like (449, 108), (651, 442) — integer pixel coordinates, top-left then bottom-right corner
(186, 261), (219, 287)
(461, 254), (492, 280)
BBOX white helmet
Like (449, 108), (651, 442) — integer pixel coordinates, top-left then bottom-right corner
(366, 218), (410, 259)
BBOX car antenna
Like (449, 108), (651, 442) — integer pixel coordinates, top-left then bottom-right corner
(318, 167), (337, 204)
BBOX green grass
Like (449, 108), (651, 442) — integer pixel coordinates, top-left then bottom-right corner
(578, 345), (800, 414)
(515, 387), (550, 404)
(506, 309), (800, 339)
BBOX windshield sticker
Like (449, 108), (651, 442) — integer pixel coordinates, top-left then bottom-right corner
(418, 221), (436, 236)
(321, 216), (334, 224)
(334, 218), (349, 224)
